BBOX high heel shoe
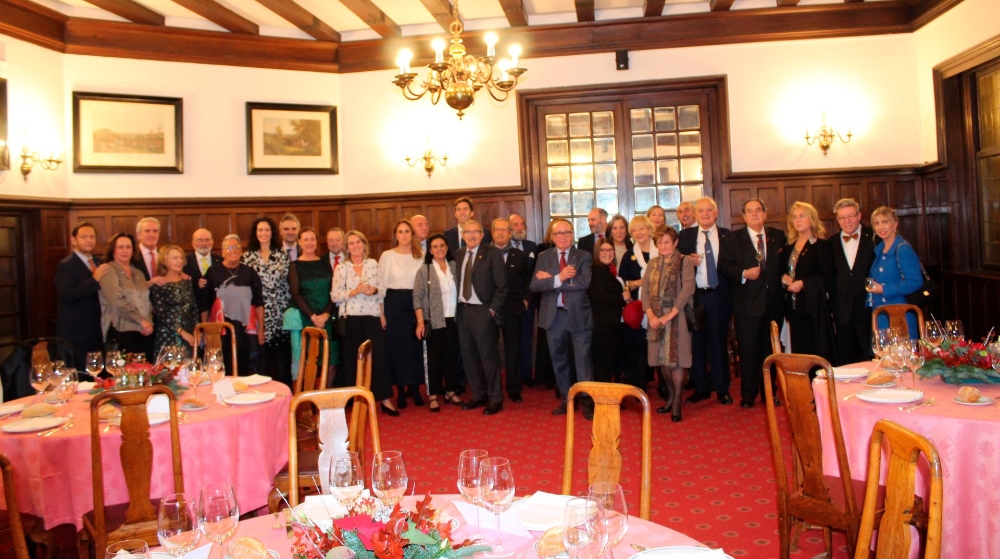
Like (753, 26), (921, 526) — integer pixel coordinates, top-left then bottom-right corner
(671, 411), (682, 423)
(428, 398), (440, 413)
(380, 403), (400, 417)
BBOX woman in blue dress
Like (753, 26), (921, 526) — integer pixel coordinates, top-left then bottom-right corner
(866, 206), (924, 337)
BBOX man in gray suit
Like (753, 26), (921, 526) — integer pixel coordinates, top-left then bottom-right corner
(530, 218), (595, 418)
(455, 220), (508, 415)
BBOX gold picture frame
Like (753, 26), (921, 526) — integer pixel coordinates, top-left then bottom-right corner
(73, 92), (183, 173)
(246, 102), (338, 175)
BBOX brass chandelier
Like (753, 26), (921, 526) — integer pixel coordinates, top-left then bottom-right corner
(392, 0), (526, 119)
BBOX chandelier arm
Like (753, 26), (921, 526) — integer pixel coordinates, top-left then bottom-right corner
(485, 84), (509, 103)
(401, 83), (427, 101)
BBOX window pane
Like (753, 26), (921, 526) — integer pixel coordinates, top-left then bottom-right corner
(632, 135), (654, 159)
(550, 192), (572, 216)
(657, 160), (679, 184)
(546, 114), (567, 138)
(678, 105), (700, 130)
(574, 217), (590, 241)
(594, 137), (616, 162)
(593, 112), (614, 136)
(680, 157), (703, 182)
(679, 131), (701, 155)
(569, 113), (591, 137)
(655, 134), (677, 158)
(633, 160), (655, 185)
(570, 139), (593, 164)
(658, 185), (681, 209)
(548, 166), (571, 191)
(571, 165), (594, 190)
(666, 213), (681, 231)
(682, 184), (704, 201)
(596, 190), (619, 214)
(573, 191), (595, 215)
(654, 107), (676, 131)
(980, 154), (1000, 263)
(630, 108), (652, 133)
(595, 164), (617, 188)
(634, 187), (656, 213)
(547, 140), (569, 165)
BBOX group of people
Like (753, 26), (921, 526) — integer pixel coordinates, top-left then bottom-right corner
(53, 193), (923, 423)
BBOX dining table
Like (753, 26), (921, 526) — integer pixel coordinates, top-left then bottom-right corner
(814, 361), (1000, 558)
(0, 379), (290, 530)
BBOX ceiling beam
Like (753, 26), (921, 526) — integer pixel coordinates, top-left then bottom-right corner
(169, 0), (258, 34)
(643, 0), (665, 17)
(844, 0), (864, 3)
(575, 0), (594, 23)
(0, 0), (67, 51)
(86, 0), (164, 25)
(776, 0), (801, 5)
(497, 0), (528, 27)
(418, 0), (456, 32)
(709, 0), (736, 11)
(254, 0), (339, 41)
(339, 0), (400, 37)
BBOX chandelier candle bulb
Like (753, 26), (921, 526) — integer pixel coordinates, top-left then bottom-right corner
(432, 39), (445, 64)
(509, 45), (521, 68)
(485, 32), (497, 58)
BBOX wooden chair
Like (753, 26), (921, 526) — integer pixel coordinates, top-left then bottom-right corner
(294, 327), (329, 395)
(770, 320), (782, 354)
(563, 382), (652, 520)
(1, 454), (55, 559)
(350, 340), (374, 463)
(872, 304), (925, 339)
(192, 322), (238, 375)
(78, 386), (183, 559)
(762, 353), (860, 559)
(855, 420), (943, 559)
(288, 387), (382, 508)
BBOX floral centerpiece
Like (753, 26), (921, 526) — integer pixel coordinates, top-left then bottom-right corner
(292, 495), (489, 559)
(89, 363), (189, 394)
(916, 338), (1000, 384)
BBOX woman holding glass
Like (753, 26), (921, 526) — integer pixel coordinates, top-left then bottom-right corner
(413, 234), (461, 411)
(149, 245), (199, 358)
(866, 206), (924, 338)
(289, 227), (339, 371)
(99, 233), (154, 359)
(617, 216), (658, 390)
(378, 219), (425, 409)
(243, 217), (292, 387)
(331, 230), (395, 415)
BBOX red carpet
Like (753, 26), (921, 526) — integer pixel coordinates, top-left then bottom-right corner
(375, 379), (850, 559)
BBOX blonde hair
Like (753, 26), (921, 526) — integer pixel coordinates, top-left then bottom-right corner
(156, 244), (185, 276)
(391, 219), (422, 259)
(870, 206), (898, 224)
(345, 230), (371, 261)
(544, 218), (572, 244)
(786, 201), (826, 244)
(834, 198), (861, 214)
(628, 215), (654, 235)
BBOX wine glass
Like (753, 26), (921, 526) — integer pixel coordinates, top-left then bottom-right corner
(372, 451), (408, 508)
(457, 449), (488, 540)
(989, 343), (1000, 376)
(158, 493), (201, 556)
(889, 341), (910, 384)
(198, 482), (238, 555)
(86, 352), (104, 378)
(562, 498), (608, 559)
(588, 482), (627, 556)
(923, 321), (944, 348)
(30, 364), (49, 395)
(864, 277), (876, 292)
(329, 451), (364, 506)
(907, 341), (925, 391)
(105, 539), (150, 559)
(479, 457), (515, 557)
(871, 329), (891, 369)
(205, 349), (225, 381)
(53, 370), (78, 405)
(944, 320), (965, 343)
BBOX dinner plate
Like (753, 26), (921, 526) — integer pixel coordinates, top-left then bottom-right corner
(856, 389), (924, 404)
(109, 413), (170, 426)
(224, 550), (279, 559)
(0, 403), (26, 418)
(77, 381), (96, 393)
(243, 374), (272, 386)
(2, 416), (69, 433)
(629, 546), (733, 559)
(831, 367), (869, 380)
(225, 392), (276, 405)
(953, 395), (995, 406)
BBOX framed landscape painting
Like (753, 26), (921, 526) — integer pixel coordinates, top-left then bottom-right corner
(0, 78), (8, 171)
(73, 92), (183, 173)
(246, 102), (338, 175)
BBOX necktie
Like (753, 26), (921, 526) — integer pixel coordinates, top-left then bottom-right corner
(843, 233), (859, 242)
(704, 231), (718, 289)
(87, 257), (96, 272)
(757, 233), (765, 269)
(462, 251), (474, 301)
(147, 251), (157, 278)
(333, 254), (340, 269)
(559, 251), (567, 307)
(514, 240), (522, 250)
(199, 256), (209, 275)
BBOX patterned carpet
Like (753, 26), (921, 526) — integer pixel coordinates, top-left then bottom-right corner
(377, 378), (850, 559)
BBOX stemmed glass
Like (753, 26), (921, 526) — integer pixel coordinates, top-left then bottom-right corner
(187, 360), (205, 398)
(871, 329), (892, 370)
(30, 365), (50, 396)
(329, 451), (364, 506)
(907, 341), (925, 391)
(205, 349), (225, 382)
(86, 352), (104, 379)
(889, 341), (910, 386)
(587, 483), (627, 558)
(944, 320), (965, 343)
(372, 451), (408, 508)
(923, 321), (944, 349)
(158, 493), (201, 556)
(52, 369), (78, 406)
(562, 498), (608, 559)
(457, 449), (488, 540)
(479, 457), (515, 558)
(989, 343), (1000, 376)
(105, 539), (150, 559)
(198, 482), (239, 557)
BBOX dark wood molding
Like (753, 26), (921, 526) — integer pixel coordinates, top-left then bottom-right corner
(642, 0), (665, 17)
(935, 35), (1000, 79)
(708, 0), (735, 11)
(909, 0), (965, 31)
(0, 0), (67, 51)
(169, 0), (258, 34)
(497, 0), (528, 27)
(0, 194), (73, 209)
(575, 0), (594, 23)
(776, 0), (801, 6)
(725, 164), (925, 182)
(86, 0), (164, 26)
(417, 0), (455, 32)
(253, 0), (340, 41)
(339, 0), (400, 38)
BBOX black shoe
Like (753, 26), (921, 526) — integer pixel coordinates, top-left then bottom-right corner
(718, 393), (733, 405)
(510, 395), (523, 403)
(552, 402), (568, 415)
(380, 403), (400, 417)
(740, 400), (754, 409)
(397, 394), (407, 409)
(656, 405), (671, 414)
(774, 397), (782, 407)
(555, 391), (563, 400)
(429, 399), (440, 413)
(671, 412), (682, 423)
(523, 379), (535, 388)
(412, 393), (424, 407)
(483, 403), (503, 415)
(461, 399), (487, 411)
(686, 391), (711, 404)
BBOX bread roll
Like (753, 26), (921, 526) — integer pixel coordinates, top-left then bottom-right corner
(98, 404), (120, 421)
(866, 371), (895, 386)
(536, 526), (566, 558)
(958, 386), (981, 403)
(22, 403), (57, 418)
(232, 380), (248, 393)
(227, 537), (268, 559)
(183, 396), (207, 408)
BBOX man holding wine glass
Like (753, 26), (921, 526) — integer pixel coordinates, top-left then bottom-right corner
(829, 199), (876, 365)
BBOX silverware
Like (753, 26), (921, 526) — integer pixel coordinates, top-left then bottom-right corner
(38, 413), (74, 437)
(843, 393), (858, 400)
(906, 398), (935, 413)
(629, 544), (649, 552)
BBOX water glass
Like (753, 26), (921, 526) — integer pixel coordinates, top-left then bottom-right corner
(86, 352), (104, 378)
(871, 329), (892, 368)
(30, 365), (49, 395)
(907, 341), (925, 390)
(105, 540), (149, 559)
(923, 321), (944, 348)
(372, 451), (408, 507)
(944, 320), (965, 343)
(198, 482), (239, 551)
(157, 493), (201, 556)
(479, 457), (515, 557)
(562, 498), (608, 559)
(329, 451), (364, 506)
(588, 482), (628, 551)
(457, 449), (488, 539)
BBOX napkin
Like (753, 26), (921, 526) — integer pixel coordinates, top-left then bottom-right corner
(181, 544), (212, 559)
(214, 379), (237, 403)
(298, 495), (349, 526)
(147, 394), (170, 414)
(452, 500), (532, 538)
(510, 491), (574, 531)
(244, 374), (271, 385)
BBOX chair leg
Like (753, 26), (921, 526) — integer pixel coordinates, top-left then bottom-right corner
(778, 515), (791, 559)
(822, 527), (833, 558)
(789, 519), (803, 553)
(27, 530), (55, 559)
(77, 530), (92, 559)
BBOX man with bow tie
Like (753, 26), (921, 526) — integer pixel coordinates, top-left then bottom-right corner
(829, 198), (876, 364)
(492, 218), (531, 403)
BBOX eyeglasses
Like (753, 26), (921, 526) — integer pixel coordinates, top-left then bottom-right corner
(223, 245), (241, 252)
(463, 230), (484, 236)
(836, 213), (860, 222)
(552, 231), (574, 237)
(598, 248), (615, 254)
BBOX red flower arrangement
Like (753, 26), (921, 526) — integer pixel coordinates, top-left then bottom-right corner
(917, 339), (1000, 384)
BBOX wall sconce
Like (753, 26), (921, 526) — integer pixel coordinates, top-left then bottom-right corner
(406, 148), (447, 177)
(805, 111), (852, 156)
(20, 146), (62, 180)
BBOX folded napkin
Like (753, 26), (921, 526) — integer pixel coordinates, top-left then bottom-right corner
(243, 374), (272, 385)
(510, 491), (573, 531)
(147, 394), (169, 414)
(214, 379), (237, 403)
(452, 499), (532, 538)
(76, 381), (97, 393)
(647, 549), (727, 559)
(297, 495), (349, 527)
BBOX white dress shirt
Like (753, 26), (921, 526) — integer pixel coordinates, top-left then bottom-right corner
(433, 263), (457, 318)
(694, 225), (720, 289)
(458, 246), (484, 305)
(841, 226), (861, 270)
(377, 250), (423, 290)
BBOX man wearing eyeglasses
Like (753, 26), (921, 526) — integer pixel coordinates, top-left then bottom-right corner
(829, 198), (876, 364)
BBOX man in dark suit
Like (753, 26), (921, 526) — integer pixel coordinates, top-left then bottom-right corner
(678, 198), (733, 405)
(576, 208), (608, 255)
(444, 196), (492, 259)
(132, 216), (161, 280)
(411, 214), (430, 255)
(829, 198), (876, 365)
(718, 198), (787, 408)
(55, 222), (110, 368)
(675, 201), (696, 230)
(492, 218), (531, 402)
(455, 219), (508, 415)
(184, 228), (223, 308)
(530, 218), (595, 418)
(510, 213), (539, 387)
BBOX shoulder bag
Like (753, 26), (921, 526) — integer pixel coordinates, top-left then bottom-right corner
(897, 241), (940, 306)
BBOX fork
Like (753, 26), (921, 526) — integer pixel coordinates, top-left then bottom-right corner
(38, 413), (74, 437)
(906, 398), (935, 413)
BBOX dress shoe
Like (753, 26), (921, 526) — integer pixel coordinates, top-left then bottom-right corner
(685, 391), (711, 404)
(656, 405), (671, 414)
(740, 400), (754, 409)
(483, 403), (503, 415)
(523, 379), (535, 388)
(671, 412), (682, 423)
(461, 399), (487, 411)
(509, 394), (523, 403)
(412, 393), (424, 407)
(380, 403), (400, 417)
(718, 393), (733, 405)
(552, 402), (568, 415)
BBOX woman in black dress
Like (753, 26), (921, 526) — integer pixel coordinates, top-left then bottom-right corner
(588, 237), (626, 383)
(149, 244), (198, 358)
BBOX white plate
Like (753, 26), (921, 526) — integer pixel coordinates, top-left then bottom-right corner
(109, 413), (170, 426)
(856, 389), (924, 404)
(77, 381), (96, 393)
(224, 550), (279, 559)
(243, 374), (272, 386)
(225, 392), (276, 405)
(954, 396), (995, 406)
(2, 416), (69, 433)
(831, 367), (869, 380)
(0, 403), (26, 418)
(99, 412), (122, 423)
(629, 546), (733, 559)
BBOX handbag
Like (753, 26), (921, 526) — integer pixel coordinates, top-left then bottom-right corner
(896, 242), (940, 306)
(683, 258), (705, 332)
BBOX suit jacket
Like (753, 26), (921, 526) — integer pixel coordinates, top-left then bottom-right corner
(830, 226), (876, 325)
(677, 225), (733, 303)
(184, 251), (224, 308)
(453, 244), (507, 315)
(497, 246), (531, 316)
(445, 225), (493, 260)
(512, 239), (538, 275)
(588, 263), (625, 328)
(718, 226), (787, 319)
(530, 246), (594, 332)
(132, 247), (156, 281)
(54, 253), (104, 348)
(577, 233), (598, 256)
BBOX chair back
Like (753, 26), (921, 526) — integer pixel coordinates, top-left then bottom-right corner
(872, 304), (925, 339)
(855, 420), (943, 559)
(350, 340), (373, 462)
(294, 327), (329, 394)
(87, 386), (183, 551)
(192, 322), (238, 375)
(287, 387), (381, 507)
(762, 353), (859, 558)
(563, 382), (652, 520)
(1, 453), (30, 559)
(770, 320), (781, 354)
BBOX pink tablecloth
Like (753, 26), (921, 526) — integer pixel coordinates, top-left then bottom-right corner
(0, 381), (290, 530)
(814, 362), (1000, 558)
